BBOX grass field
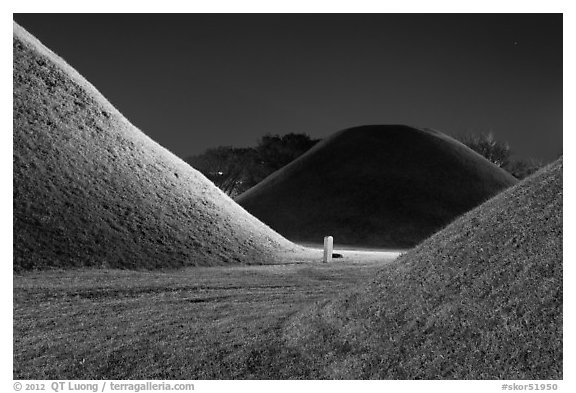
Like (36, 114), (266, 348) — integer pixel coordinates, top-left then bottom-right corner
(12, 21), (561, 381)
(13, 251), (399, 379)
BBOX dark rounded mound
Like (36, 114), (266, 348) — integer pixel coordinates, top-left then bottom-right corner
(13, 22), (299, 271)
(283, 158), (562, 379)
(237, 125), (518, 248)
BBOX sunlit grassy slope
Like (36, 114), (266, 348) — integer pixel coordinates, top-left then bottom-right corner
(280, 158), (562, 379)
(237, 125), (518, 248)
(13, 22), (301, 271)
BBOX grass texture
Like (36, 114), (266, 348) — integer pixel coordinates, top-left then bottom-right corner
(237, 125), (518, 248)
(281, 158), (562, 379)
(13, 253), (398, 379)
(13, 22), (302, 271)
(13, 21), (560, 380)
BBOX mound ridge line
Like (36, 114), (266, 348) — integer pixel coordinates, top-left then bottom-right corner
(13, 22), (302, 271)
(237, 124), (518, 248)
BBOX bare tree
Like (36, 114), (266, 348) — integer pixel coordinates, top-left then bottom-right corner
(455, 131), (511, 168)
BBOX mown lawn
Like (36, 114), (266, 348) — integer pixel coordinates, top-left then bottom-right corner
(14, 251), (398, 379)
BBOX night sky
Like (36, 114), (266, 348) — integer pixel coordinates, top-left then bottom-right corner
(13, 14), (562, 162)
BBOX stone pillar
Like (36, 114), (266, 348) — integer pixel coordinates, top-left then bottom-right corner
(323, 236), (333, 263)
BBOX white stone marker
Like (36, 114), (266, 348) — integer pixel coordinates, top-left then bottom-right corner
(323, 236), (333, 263)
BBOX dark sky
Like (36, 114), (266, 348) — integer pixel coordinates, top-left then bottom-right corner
(14, 14), (562, 162)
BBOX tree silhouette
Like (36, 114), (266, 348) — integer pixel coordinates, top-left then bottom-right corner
(454, 131), (543, 179)
(186, 133), (319, 197)
(455, 131), (511, 168)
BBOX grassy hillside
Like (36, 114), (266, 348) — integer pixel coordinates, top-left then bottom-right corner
(237, 125), (518, 248)
(280, 158), (562, 379)
(13, 22), (301, 271)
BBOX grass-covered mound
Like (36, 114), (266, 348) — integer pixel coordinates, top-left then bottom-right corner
(237, 125), (518, 248)
(281, 158), (562, 379)
(13, 22), (300, 271)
